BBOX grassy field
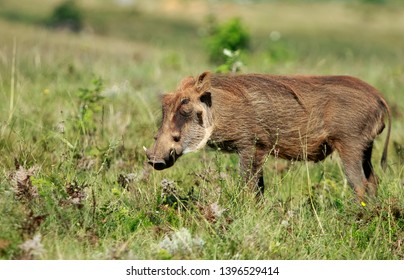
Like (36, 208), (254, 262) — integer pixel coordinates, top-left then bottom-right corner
(0, 0), (404, 260)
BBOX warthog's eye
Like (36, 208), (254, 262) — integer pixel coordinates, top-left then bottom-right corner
(179, 99), (193, 117)
(181, 98), (190, 105)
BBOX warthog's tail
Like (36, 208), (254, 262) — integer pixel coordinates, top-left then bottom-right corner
(380, 98), (391, 171)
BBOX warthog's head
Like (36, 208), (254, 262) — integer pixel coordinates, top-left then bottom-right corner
(145, 72), (214, 170)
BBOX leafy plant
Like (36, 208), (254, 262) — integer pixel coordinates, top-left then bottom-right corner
(215, 49), (244, 73)
(74, 78), (105, 136)
(205, 17), (250, 64)
(48, 0), (83, 32)
(158, 228), (204, 259)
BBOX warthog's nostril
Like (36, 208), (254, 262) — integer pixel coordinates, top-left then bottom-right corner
(172, 133), (181, 142)
(148, 159), (167, 170)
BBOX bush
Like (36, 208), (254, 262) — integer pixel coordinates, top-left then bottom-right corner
(360, 0), (386, 4)
(205, 17), (250, 63)
(48, 1), (83, 32)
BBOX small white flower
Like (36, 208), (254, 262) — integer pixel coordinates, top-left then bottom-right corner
(232, 253), (241, 260)
(281, 220), (289, 227)
(287, 210), (294, 218)
(19, 234), (46, 257)
(70, 197), (82, 205)
(158, 228), (204, 256)
(269, 31), (281, 41)
(210, 202), (226, 218)
(223, 48), (234, 57)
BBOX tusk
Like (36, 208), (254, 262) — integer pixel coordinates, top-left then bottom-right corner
(143, 146), (148, 153)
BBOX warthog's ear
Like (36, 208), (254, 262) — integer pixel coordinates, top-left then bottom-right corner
(177, 76), (196, 91)
(199, 91), (212, 107)
(196, 71), (211, 93)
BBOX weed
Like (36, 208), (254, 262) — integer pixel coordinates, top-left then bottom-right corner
(8, 160), (39, 203)
(74, 77), (105, 137)
(157, 228), (205, 259)
(18, 234), (46, 259)
(215, 49), (244, 74)
(204, 17), (250, 64)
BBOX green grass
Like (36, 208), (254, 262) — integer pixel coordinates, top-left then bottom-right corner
(0, 0), (404, 260)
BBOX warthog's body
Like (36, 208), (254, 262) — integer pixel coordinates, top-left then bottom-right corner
(146, 72), (391, 202)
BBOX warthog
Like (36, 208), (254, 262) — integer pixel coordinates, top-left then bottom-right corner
(145, 72), (391, 202)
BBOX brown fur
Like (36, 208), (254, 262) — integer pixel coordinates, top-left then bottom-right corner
(146, 72), (391, 203)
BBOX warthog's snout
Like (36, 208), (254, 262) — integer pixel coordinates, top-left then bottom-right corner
(147, 158), (167, 170)
(145, 146), (177, 170)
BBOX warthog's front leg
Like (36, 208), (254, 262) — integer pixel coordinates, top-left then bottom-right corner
(238, 147), (268, 197)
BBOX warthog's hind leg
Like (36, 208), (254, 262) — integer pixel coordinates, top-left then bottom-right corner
(362, 141), (378, 196)
(335, 142), (368, 203)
